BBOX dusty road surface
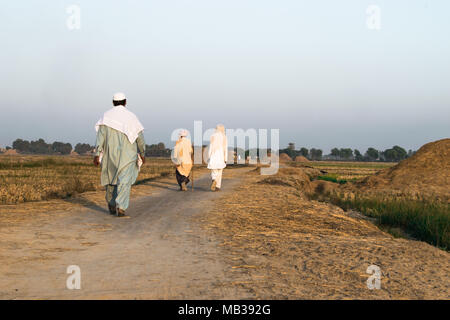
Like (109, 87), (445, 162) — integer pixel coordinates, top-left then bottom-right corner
(0, 169), (253, 299)
(0, 167), (449, 299)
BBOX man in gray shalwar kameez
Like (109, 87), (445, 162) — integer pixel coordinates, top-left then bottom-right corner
(94, 92), (146, 217)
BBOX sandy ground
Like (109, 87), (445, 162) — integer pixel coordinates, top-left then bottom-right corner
(0, 167), (449, 299)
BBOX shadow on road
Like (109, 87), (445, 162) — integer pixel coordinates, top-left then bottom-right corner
(62, 197), (109, 215)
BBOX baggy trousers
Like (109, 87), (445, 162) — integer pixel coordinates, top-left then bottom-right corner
(211, 169), (223, 188)
(104, 160), (138, 211)
(175, 169), (190, 187)
(105, 183), (132, 210)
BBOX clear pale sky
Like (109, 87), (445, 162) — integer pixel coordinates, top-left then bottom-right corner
(1, 0), (449, 153)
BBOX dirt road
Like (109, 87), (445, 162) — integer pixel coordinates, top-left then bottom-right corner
(0, 169), (252, 299)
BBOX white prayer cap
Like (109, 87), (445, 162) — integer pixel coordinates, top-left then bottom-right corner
(179, 129), (188, 137)
(113, 92), (126, 101)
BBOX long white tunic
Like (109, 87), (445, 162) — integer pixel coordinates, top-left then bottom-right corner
(207, 131), (228, 169)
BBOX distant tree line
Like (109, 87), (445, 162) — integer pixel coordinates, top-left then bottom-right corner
(74, 143), (95, 154)
(280, 143), (415, 162)
(7, 138), (174, 157)
(9, 138), (175, 157)
(327, 145), (414, 162)
(5, 138), (415, 163)
(145, 143), (171, 157)
(10, 138), (97, 155)
(12, 138), (75, 155)
(280, 144), (324, 161)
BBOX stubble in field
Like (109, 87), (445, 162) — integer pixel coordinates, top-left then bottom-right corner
(0, 155), (173, 205)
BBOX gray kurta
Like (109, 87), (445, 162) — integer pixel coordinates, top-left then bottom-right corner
(95, 125), (146, 186)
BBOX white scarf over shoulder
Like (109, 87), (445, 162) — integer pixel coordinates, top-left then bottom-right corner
(95, 106), (144, 144)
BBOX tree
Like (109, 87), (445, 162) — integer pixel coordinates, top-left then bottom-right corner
(310, 148), (322, 160)
(354, 149), (364, 161)
(392, 145), (407, 160)
(145, 143), (171, 157)
(74, 143), (94, 154)
(339, 148), (353, 160)
(283, 148), (296, 159)
(157, 142), (166, 150)
(12, 139), (30, 152)
(299, 147), (309, 158)
(330, 148), (340, 157)
(382, 145), (407, 162)
(29, 139), (51, 154)
(52, 141), (72, 155)
(365, 148), (379, 161)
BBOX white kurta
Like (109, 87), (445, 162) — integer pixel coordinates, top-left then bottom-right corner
(207, 131), (228, 170)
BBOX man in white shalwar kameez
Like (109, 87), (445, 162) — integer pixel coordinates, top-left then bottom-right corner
(207, 124), (228, 191)
(93, 92), (146, 217)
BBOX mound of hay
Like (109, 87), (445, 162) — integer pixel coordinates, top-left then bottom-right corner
(3, 149), (18, 155)
(294, 155), (310, 162)
(311, 180), (338, 195)
(278, 166), (321, 178)
(357, 138), (450, 200)
(260, 167), (313, 195)
(70, 151), (79, 156)
(279, 153), (292, 162)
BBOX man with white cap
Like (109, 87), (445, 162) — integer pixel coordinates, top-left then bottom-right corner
(172, 129), (193, 191)
(93, 92), (146, 217)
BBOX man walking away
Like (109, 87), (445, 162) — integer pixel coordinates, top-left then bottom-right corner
(173, 129), (193, 191)
(207, 124), (227, 191)
(93, 92), (146, 217)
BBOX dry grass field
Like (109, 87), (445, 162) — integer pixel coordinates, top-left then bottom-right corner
(290, 160), (396, 182)
(0, 155), (174, 205)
